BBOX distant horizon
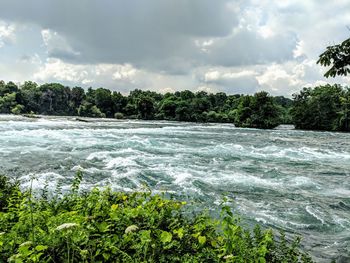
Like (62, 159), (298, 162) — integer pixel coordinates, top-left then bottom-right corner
(0, 1), (349, 96)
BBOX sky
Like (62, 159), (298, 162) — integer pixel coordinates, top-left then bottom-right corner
(0, 0), (349, 96)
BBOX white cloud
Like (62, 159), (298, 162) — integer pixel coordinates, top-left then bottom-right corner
(205, 69), (256, 82)
(0, 20), (16, 47)
(112, 64), (138, 81)
(34, 58), (88, 83)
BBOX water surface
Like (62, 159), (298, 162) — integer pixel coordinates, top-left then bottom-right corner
(0, 115), (349, 261)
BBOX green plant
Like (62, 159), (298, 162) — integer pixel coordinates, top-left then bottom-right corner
(0, 173), (314, 262)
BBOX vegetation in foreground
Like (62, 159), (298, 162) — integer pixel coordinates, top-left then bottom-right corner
(0, 173), (313, 263)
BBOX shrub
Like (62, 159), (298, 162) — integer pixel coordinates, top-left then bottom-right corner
(11, 104), (25, 115)
(0, 174), (314, 262)
(114, 112), (124, 119)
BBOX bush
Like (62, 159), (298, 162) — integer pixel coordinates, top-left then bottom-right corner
(78, 102), (105, 118)
(11, 104), (25, 115)
(114, 112), (124, 119)
(0, 174), (313, 262)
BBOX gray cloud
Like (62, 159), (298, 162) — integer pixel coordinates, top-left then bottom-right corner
(206, 29), (298, 67)
(0, 0), (349, 95)
(0, 0), (237, 67)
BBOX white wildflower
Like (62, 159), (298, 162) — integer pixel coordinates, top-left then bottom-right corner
(125, 225), (139, 234)
(56, 223), (79, 231)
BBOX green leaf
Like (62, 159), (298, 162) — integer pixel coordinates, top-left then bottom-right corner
(103, 253), (110, 260)
(198, 235), (206, 245)
(160, 231), (172, 243)
(35, 245), (48, 251)
(173, 228), (184, 239)
(140, 230), (151, 243)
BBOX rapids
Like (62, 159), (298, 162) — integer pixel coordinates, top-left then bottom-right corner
(0, 115), (349, 261)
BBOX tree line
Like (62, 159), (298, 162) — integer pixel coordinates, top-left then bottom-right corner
(1, 79), (350, 131)
(0, 80), (291, 129)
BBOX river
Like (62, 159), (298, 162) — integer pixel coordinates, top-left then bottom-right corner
(0, 114), (349, 261)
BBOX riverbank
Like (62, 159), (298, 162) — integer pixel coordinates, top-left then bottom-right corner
(0, 174), (313, 262)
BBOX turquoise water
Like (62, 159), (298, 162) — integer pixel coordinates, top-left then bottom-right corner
(0, 115), (349, 261)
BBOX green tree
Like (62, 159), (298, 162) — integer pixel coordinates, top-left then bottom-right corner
(17, 81), (40, 113)
(38, 83), (71, 115)
(70, 87), (86, 113)
(234, 92), (281, 129)
(78, 101), (106, 118)
(137, 95), (155, 119)
(317, 37), (350, 77)
(291, 85), (348, 131)
(158, 96), (178, 119)
(111, 91), (127, 114)
(93, 88), (113, 117)
(0, 81), (18, 96)
(0, 92), (17, 113)
(338, 88), (350, 131)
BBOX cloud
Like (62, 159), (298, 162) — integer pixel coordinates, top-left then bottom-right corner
(0, 0), (237, 68)
(205, 29), (297, 67)
(197, 67), (261, 94)
(0, 20), (16, 47)
(31, 58), (198, 94)
(0, 0), (349, 95)
(41, 29), (80, 59)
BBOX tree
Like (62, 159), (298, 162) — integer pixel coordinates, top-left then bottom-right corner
(0, 93), (17, 113)
(70, 87), (86, 113)
(0, 81), (18, 96)
(111, 91), (127, 114)
(317, 37), (350, 77)
(234, 92), (281, 129)
(78, 101), (105, 118)
(38, 83), (71, 115)
(18, 81), (40, 113)
(93, 88), (113, 117)
(158, 96), (178, 119)
(290, 37), (350, 131)
(136, 95), (155, 119)
(291, 85), (349, 131)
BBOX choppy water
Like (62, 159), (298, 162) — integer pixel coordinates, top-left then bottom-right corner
(0, 114), (349, 261)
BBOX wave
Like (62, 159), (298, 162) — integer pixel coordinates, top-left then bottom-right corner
(305, 205), (326, 224)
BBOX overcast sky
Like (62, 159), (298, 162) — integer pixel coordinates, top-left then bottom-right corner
(0, 0), (349, 96)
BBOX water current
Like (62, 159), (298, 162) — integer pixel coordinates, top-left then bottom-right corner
(0, 115), (349, 261)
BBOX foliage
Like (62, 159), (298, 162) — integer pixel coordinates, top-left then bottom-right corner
(0, 174), (314, 263)
(0, 80), (291, 129)
(317, 37), (350, 78)
(114, 112), (124, 119)
(290, 37), (350, 131)
(234, 92), (282, 129)
(78, 102), (106, 118)
(291, 84), (350, 131)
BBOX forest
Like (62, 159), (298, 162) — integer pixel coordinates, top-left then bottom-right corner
(0, 79), (291, 129)
(0, 79), (349, 131)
